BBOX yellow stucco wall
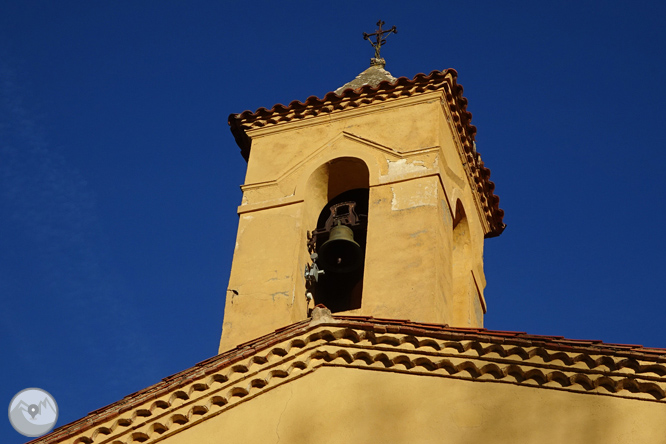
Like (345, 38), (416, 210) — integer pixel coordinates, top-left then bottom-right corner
(163, 366), (666, 444)
(42, 319), (666, 444)
(220, 93), (489, 351)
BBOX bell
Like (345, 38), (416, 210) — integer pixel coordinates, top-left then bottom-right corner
(318, 223), (363, 273)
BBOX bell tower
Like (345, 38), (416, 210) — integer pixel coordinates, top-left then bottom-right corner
(219, 44), (504, 352)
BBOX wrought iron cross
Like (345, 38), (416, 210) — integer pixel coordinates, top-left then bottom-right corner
(363, 20), (397, 60)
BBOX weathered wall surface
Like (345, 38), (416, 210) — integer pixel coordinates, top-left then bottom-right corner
(38, 319), (666, 444)
(163, 366), (666, 444)
(220, 93), (489, 351)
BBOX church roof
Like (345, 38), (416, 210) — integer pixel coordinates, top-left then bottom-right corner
(31, 309), (666, 444)
(229, 69), (505, 237)
(333, 63), (397, 94)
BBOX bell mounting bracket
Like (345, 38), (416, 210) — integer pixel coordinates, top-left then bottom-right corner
(308, 201), (362, 253)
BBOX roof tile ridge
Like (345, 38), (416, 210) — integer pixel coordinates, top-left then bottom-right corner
(436, 68), (505, 237)
(333, 70), (428, 98)
(227, 66), (504, 235)
(327, 317), (665, 358)
(232, 69), (457, 123)
(35, 319), (320, 442)
(30, 318), (666, 444)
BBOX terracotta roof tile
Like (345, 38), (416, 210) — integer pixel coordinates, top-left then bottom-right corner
(228, 69), (505, 237)
(29, 316), (666, 444)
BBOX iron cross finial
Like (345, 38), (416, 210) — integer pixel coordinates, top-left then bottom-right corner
(363, 20), (397, 61)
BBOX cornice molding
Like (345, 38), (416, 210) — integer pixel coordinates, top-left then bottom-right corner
(228, 70), (505, 237)
(33, 319), (666, 444)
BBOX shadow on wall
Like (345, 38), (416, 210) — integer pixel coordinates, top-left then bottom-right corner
(305, 158), (369, 313)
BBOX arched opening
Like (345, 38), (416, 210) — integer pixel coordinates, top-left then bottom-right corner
(452, 199), (475, 326)
(305, 158), (369, 313)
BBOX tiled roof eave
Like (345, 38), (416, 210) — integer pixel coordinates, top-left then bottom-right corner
(228, 69), (505, 237)
(30, 314), (666, 444)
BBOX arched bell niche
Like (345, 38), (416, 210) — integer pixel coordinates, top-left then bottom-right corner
(304, 157), (370, 313)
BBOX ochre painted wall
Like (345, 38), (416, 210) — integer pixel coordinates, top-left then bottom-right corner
(163, 367), (666, 444)
(220, 93), (489, 351)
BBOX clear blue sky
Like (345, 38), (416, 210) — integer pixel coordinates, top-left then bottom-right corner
(2, 1), (665, 442)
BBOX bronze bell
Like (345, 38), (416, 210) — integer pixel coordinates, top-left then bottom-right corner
(318, 223), (363, 273)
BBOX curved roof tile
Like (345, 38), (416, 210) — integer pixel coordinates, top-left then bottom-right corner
(228, 69), (505, 237)
(30, 314), (666, 444)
